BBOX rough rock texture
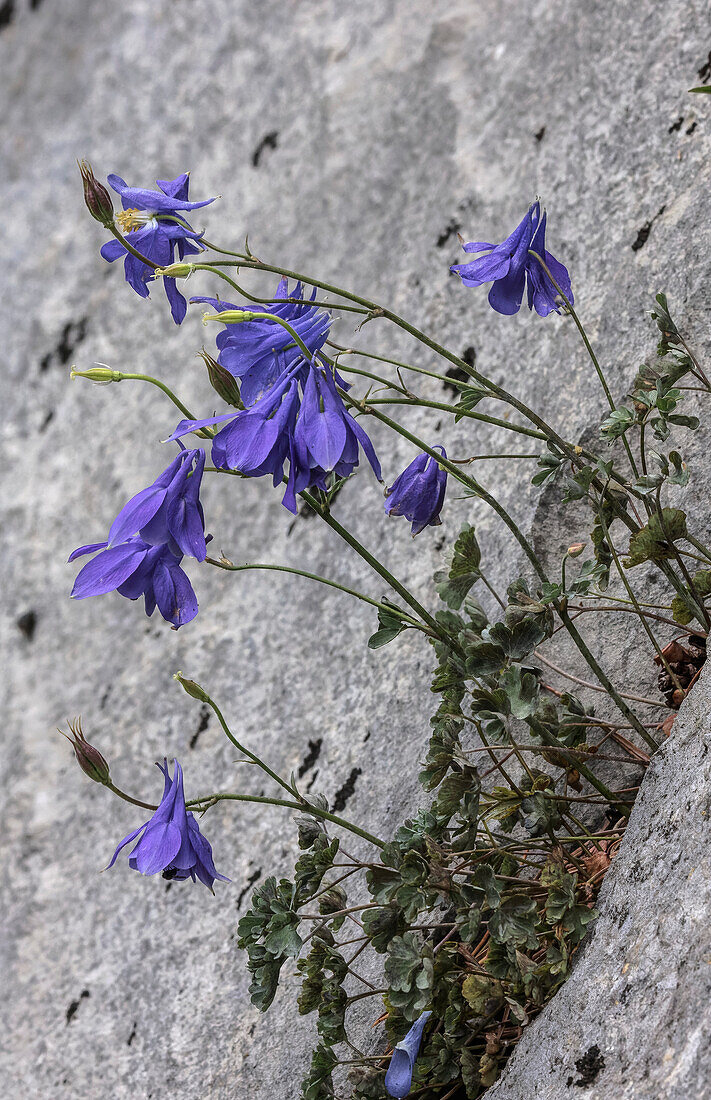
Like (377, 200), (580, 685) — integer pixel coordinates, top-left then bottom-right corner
(487, 663), (711, 1100)
(1, 1), (710, 1098)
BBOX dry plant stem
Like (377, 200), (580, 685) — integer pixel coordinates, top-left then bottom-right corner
(596, 497), (685, 692)
(533, 648), (665, 709)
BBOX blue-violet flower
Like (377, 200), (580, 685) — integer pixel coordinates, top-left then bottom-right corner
(451, 201), (572, 316)
(107, 759), (228, 891)
(167, 363), (380, 514)
(107, 447), (207, 562)
(384, 447), (447, 535)
(70, 537), (199, 629)
(384, 1011), (432, 1098)
(100, 173), (215, 324)
(192, 278), (332, 406)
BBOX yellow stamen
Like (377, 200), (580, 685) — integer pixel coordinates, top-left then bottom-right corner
(116, 207), (149, 233)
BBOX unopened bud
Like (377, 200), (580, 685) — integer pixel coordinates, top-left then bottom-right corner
(174, 671), (210, 703)
(61, 718), (110, 784)
(155, 263), (193, 279)
(199, 350), (244, 409)
(202, 310), (255, 326)
(567, 542), (585, 558)
(71, 366), (122, 383)
(78, 160), (115, 227)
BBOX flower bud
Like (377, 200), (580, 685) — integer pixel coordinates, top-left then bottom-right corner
(61, 718), (110, 784)
(202, 310), (255, 326)
(174, 671), (210, 703)
(155, 263), (193, 279)
(199, 350), (244, 409)
(567, 542), (585, 558)
(78, 160), (115, 227)
(71, 366), (122, 383)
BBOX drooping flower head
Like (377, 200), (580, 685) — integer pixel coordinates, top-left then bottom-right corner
(191, 278), (332, 406)
(100, 173), (215, 324)
(167, 362), (380, 515)
(108, 447), (207, 562)
(70, 537), (199, 629)
(451, 201), (572, 316)
(526, 208), (574, 316)
(384, 1011), (432, 1098)
(107, 759), (229, 892)
(384, 447), (447, 536)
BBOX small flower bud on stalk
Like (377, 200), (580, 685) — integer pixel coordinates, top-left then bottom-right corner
(174, 671), (210, 703)
(198, 349), (244, 409)
(567, 542), (585, 558)
(71, 366), (122, 384)
(155, 263), (194, 279)
(60, 718), (110, 784)
(202, 310), (255, 326)
(77, 160), (115, 228)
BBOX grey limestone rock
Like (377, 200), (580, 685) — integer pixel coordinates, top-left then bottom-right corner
(1, 1), (710, 1098)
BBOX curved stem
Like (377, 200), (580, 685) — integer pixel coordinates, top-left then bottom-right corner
(105, 780), (156, 812)
(186, 791), (385, 849)
(527, 248), (639, 479)
(200, 692), (297, 799)
(71, 369), (209, 432)
(204, 557), (426, 631)
(299, 488), (447, 643)
(362, 395), (547, 442)
(192, 262), (369, 314)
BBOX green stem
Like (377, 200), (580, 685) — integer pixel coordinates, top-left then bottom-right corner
(191, 262), (369, 315)
(685, 531), (711, 565)
(187, 791), (385, 849)
(361, 395), (547, 442)
(349, 397), (653, 743)
(299, 488), (446, 642)
(199, 691), (298, 799)
(527, 248), (639, 479)
(204, 557), (426, 631)
(105, 780), (156, 812)
(596, 493), (685, 693)
(527, 718), (631, 816)
(71, 368), (209, 433)
(108, 224), (159, 270)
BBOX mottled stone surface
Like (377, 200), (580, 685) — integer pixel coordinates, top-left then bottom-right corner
(1, 1), (710, 1098)
(487, 662), (711, 1100)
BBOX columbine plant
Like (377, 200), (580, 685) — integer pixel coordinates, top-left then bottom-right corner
(64, 163), (711, 1098)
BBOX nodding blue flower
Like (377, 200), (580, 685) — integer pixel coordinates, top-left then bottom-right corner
(526, 208), (573, 316)
(384, 1011), (432, 1098)
(384, 447), (447, 536)
(69, 537), (199, 629)
(451, 201), (572, 317)
(108, 448), (207, 562)
(191, 278), (332, 406)
(167, 363), (381, 515)
(107, 759), (229, 892)
(100, 173), (215, 324)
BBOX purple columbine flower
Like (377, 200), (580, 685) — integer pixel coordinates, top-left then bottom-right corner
(100, 173), (215, 324)
(167, 363), (380, 515)
(108, 447), (207, 562)
(384, 1011), (432, 1098)
(107, 759), (229, 892)
(526, 208), (573, 316)
(191, 278), (332, 406)
(451, 201), (572, 316)
(384, 447), (447, 536)
(69, 537), (198, 629)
